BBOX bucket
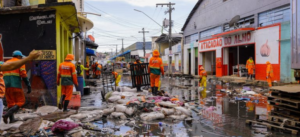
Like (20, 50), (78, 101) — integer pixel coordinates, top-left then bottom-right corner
(83, 87), (90, 95)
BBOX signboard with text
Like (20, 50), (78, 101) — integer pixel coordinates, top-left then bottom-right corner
(36, 50), (56, 60)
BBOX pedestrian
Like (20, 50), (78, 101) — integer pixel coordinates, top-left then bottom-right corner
(96, 62), (102, 79)
(266, 61), (274, 87)
(76, 61), (89, 95)
(134, 57), (143, 91)
(92, 62), (96, 78)
(2, 50), (40, 124)
(246, 57), (255, 80)
(57, 54), (78, 112)
(199, 66), (207, 98)
(148, 50), (164, 96)
(85, 62), (90, 79)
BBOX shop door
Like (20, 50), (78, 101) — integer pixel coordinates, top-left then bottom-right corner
(195, 57), (198, 75)
(229, 52), (234, 75)
(212, 51), (216, 75)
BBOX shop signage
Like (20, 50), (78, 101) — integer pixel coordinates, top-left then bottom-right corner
(36, 50), (56, 60)
(199, 38), (223, 51)
(224, 32), (254, 46)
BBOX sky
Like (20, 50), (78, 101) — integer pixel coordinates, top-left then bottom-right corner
(84, 0), (198, 53)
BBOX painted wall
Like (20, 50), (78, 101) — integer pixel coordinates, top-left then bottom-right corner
(280, 22), (292, 82)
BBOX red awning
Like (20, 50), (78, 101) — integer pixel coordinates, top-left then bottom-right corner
(212, 28), (255, 37)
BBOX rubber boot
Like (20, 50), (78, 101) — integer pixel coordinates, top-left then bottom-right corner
(9, 113), (16, 123)
(247, 74), (249, 80)
(250, 75), (253, 80)
(151, 87), (155, 96)
(63, 100), (70, 112)
(153, 87), (157, 96)
(2, 105), (19, 124)
(58, 95), (66, 110)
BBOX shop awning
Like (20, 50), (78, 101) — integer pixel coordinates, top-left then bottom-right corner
(212, 28), (255, 37)
(86, 48), (96, 56)
(118, 50), (131, 57)
(85, 40), (98, 49)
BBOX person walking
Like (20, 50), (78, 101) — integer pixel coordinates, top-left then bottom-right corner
(266, 61), (274, 87)
(96, 63), (102, 79)
(148, 50), (164, 96)
(246, 57), (255, 80)
(2, 51), (34, 123)
(57, 54), (78, 112)
(0, 50), (41, 125)
(199, 66), (207, 99)
(76, 61), (89, 95)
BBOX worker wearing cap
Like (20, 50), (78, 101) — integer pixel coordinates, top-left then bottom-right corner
(148, 50), (164, 96)
(134, 57), (143, 91)
(246, 57), (255, 80)
(57, 54), (78, 112)
(76, 61), (89, 95)
(96, 62), (102, 79)
(2, 51), (32, 123)
(199, 66), (207, 99)
(266, 61), (274, 87)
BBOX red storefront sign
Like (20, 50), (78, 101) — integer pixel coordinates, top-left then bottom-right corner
(199, 38), (223, 51)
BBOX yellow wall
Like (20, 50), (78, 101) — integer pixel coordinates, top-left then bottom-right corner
(56, 12), (74, 104)
(29, 0), (72, 5)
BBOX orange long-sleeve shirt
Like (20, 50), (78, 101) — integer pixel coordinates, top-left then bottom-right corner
(57, 61), (78, 86)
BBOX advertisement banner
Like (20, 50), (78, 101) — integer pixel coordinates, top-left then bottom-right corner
(255, 26), (280, 64)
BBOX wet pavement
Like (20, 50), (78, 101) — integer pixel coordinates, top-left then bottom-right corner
(82, 75), (298, 137)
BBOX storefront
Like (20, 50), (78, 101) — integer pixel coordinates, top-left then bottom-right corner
(198, 24), (281, 81)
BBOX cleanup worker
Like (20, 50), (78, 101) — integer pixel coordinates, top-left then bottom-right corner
(57, 54), (78, 112)
(2, 51), (32, 124)
(266, 61), (274, 87)
(134, 57), (143, 91)
(76, 61), (89, 95)
(96, 62), (102, 79)
(199, 66), (207, 99)
(148, 50), (164, 96)
(246, 57), (255, 80)
(92, 62), (96, 78)
(85, 62), (90, 79)
(112, 71), (121, 87)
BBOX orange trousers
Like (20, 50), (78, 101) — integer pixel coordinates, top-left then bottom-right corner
(6, 87), (25, 108)
(267, 78), (272, 87)
(62, 85), (73, 100)
(150, 73), (160, 87)
(248, 68), (254, 75)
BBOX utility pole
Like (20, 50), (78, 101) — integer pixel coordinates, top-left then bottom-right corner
(156, 2), (175, 78)
(115, 45), (118, 56)
(139, 28), (149, 57)
(117, 38), (124, 53)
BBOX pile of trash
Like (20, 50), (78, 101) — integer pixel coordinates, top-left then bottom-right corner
(0, 86), (193, 136)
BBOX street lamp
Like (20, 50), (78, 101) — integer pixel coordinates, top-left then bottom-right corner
(134, 9), (168, 32)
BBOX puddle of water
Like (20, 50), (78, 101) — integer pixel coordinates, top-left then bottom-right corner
(84, 75), (299, 137)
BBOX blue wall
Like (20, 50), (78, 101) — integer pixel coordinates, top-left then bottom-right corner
(280, 22), (292, 83)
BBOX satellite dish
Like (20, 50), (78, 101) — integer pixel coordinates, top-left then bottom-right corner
(229, 15), (240, 28)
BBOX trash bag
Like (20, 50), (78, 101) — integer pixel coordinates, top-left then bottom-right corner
(115, 105), (127, 113)
(125, 107), (136, 116)
(108, 95), (121, 103)
(167, 114), (187, 120)
(103, 107), (115, 115)
(109, 112), (127, 120)
(36, 106), (58, 116)
(51, 120), (79, 133)
(161, 108), (175, 115)
(140, 112), (165, 121)
(175, 107), (192, 116)
(158, 101), (177, 108)
(15, 113), (39, 121)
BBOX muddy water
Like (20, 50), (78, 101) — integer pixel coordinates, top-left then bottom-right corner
(84, 75), (297, 137)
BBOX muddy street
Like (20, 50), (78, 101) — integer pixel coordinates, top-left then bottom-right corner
(81, 75), (297, 137)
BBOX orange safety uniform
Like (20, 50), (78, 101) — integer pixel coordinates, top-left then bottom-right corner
(148, 50), (164, 87)
(112, 71), (118, 79)
(92, 63), (96, 76)
(266, 61), (274, 87)
(96, 64), (102, 76)
(0, 72), (5, 99)
(57, 54), (78, 101)
(85, 63), (89, 76)
(199, 66), (207, 99)
(246, 59), (255, 75)
(3, 57), (29, 108)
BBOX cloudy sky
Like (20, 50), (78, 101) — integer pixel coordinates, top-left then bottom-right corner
(84, 0), (198, 52)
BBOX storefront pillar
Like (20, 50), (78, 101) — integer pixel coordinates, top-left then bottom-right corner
(216, 47), (223, 77)
(191, 47), (195, 76)
(183, 44), (189, 74)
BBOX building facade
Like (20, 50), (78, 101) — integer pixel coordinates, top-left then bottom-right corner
(182, 0), (294, 83)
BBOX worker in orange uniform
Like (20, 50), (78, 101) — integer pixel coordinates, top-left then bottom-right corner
(92, 62), (96, 78)
(246, 57), (255, 80)
(148, 50), (164, 96)
(199, 66), (207, 105)
(134, 57), (143, 91)
(266, 61), (274, 87)
(96, 63), (102, 79)
(57, 54), (78, 112)
(2, 51), (32, 124)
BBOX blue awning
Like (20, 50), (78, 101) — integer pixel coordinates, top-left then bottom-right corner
(86, 48), (96, 56)
(110, 50), (131, 60)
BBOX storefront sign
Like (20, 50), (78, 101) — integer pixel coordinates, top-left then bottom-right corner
(36, 50), (56, 60)
(224, 32), (254, 46)
(199, 38), (222, 51)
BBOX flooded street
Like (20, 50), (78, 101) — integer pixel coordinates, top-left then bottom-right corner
(82, 75), (297, 137)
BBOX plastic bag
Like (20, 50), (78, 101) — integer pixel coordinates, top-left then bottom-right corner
(109, 112), (127, 120)
(158, 101), (177, 108)
(125, 107), (136, 116)
(115, 105), (127, 113)
(103, 107), (114, 115)
(51, 120), (79, 133)
(175, 107), (192, 116)
(108, 95), (121, 103)
(15, 113), (39, 121)
(167, 115), (187, 120)
(36, 106), (58, 116)
(161, 108), (175, 115)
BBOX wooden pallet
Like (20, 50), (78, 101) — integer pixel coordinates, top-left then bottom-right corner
(246, 120), (298, 135)
(268, 95), (300, 109)
(271, 111), (300, 121)
(256, 115), (300, 129)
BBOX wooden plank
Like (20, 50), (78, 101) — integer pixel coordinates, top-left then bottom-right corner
(267, 95), (300, 104)
(269, 100), (299, 109)
(246, 120), (298, 135)
(273, 105), (300, 114)
(270, 85), (300, 93)
(272, 111), (300, 121)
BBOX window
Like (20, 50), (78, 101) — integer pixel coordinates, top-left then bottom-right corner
(185, 33), (198, 44)
(258, 6), (290, 27)
(224, 16), (255, 32)
(185, 35), (191, 44)
(200, 26), (222, 39)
